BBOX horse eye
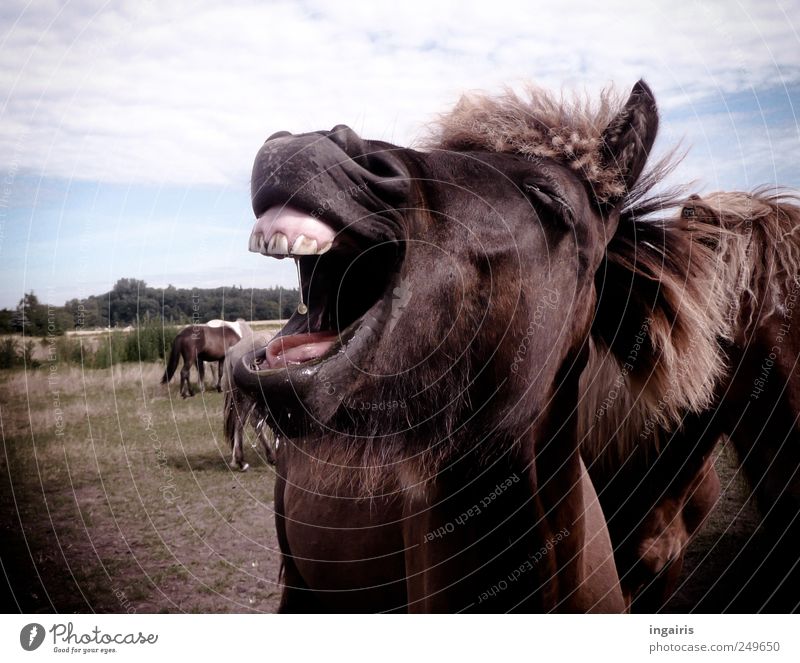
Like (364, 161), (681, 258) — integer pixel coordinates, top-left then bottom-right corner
(682, 207), (696, 218)
(524, 182), (573, 225)
(524, 182), (556, 205)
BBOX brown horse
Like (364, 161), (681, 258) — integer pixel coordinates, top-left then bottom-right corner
(582, 189), (800, 612)
(229, 81), (735, 612)
(161, 320), (243, 398)
(222, 321), (277, 470)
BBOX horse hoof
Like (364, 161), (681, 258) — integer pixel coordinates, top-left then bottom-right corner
(240, 463), (250, 472)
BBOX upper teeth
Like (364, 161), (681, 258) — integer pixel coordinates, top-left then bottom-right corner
(247, 206), (337, 258)
(267, 232), (290, 255)
(248, 233), (263, 253)
(250, 231), (333, 257)
(291, 234), (318, 255)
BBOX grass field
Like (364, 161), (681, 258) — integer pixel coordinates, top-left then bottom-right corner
(0, 363), (282, 613)
(0, 361), (766, 613)
(2, 320), (286, 364)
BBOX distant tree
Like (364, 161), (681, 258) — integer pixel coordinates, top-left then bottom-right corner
(12, 293), (33, 331)
(0, 309), (13, 334)
(12, 292), (55, 335)
(112, 278), (148, 294)
(0, 280), (298, 336)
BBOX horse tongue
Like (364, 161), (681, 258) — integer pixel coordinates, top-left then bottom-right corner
(266, 332), (339, 368)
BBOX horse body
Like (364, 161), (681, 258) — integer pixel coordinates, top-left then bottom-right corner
(162, 321), (242, 398)
(227, 80), (735, 612)
(685, 191), (800, 611)
(584, 190), (800, 612)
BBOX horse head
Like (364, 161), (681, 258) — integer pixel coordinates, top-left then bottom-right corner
(233, 82), (659, 448)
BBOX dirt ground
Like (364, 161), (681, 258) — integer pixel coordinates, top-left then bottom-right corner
(0, 363), (771, 614)
(0, 364), (282, 613)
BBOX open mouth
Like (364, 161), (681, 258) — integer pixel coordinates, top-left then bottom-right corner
(248, 205), (398, 370)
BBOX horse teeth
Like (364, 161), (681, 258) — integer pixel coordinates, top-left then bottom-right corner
(267, 232), (289, 255)
(258, 230), (332, 257)
(290, 234), (318, 255)
(248, 232), (263, 253)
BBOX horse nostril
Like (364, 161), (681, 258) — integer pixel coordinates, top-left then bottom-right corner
(327, 124), (364, 155)
(324, 125), (410, 203)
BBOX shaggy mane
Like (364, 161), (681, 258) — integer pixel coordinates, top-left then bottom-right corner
(581, 186), (800, 468)
(580, 193), (730, 466)
(682, 188), (800, 335)
(426, 84), (631, 203)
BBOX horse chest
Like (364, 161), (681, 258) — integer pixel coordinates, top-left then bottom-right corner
(279, 473), (408, 611)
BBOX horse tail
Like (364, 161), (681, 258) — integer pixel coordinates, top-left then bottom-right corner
(161, 335), (182, 384)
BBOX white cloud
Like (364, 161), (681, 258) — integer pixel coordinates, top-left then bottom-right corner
(0, 0), (798, 187)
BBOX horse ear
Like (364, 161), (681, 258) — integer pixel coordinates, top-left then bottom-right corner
(599, 80), (659, 206)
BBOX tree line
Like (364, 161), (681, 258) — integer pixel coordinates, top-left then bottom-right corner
(0, 278), (300, 336)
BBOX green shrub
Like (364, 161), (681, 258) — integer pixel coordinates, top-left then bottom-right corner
(21, 340), (40, 368)
(0, 337), (18, 369)
(124, 321), (178, 363)
(90, 322), (179, 368)
(0, 323), (183, 370)
(55, 336), (84, 364)
(91, 332), (127, 369)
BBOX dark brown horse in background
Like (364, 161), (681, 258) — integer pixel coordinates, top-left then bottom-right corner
(229, 81), (736, 612)
(161, 321), (243, 398)
(582, 189), (800, 612)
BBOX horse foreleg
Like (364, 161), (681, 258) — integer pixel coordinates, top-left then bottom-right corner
(628, 456), (720, 612)
(180, 361), (192, 398)
(230, 424), (249, 471)
(197, 358), (206, 393)
(216, 358), (224, 392)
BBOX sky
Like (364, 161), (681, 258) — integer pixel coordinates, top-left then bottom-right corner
(0, 0), (798, 308)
